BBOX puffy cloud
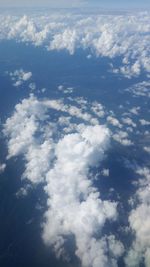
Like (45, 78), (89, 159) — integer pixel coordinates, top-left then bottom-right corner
(91, 102), (105, 118)
(1, 11), (150, 77)
(125, 167), (150, 267)
(4, 94), (47, 159)
(112, 130), (133, 146)
(122, 117), (136, 128)
(4, 94), (124, 266)
(139, 119), (150, 126)
(43, 124), (121, 267)
(101, 168), (109, 177)
(119, 61), (141, 79)
(107, 116), (122, 128)
(23, 141), (54, 184)
(9, 69), (32, 87)
(22, 71), (32, 81)
(49, 28), (78, 55)
(129, 107), (140, 116)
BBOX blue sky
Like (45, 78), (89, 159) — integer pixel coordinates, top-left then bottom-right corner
(0, 0), (150, 9)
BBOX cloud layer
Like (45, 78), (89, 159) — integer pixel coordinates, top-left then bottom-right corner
(1, 11), (150, 77)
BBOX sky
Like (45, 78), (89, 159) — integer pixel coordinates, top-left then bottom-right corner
(0, 0), (150, 9)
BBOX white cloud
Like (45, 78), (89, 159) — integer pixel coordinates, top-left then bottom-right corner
(9, 69), (32, 87)
(49, 28), (78, 55)
(101, 168), (109, 177)
(122, 117), (136, 128)
(4, 94), (124, 266)
(112, 130), (133, 146)
(107, 116), (122, 128)
(139, 119), (150, 126)
(23, 141), (54, 184)
(129, 107), (140, 116)
(1, 11), (150, 77)
(119, 60), (141, 79)
(58, 85), (74, 94)
(125, 167), (150, 267)
(43, 98), (99, 125)
(91, 102), (105, 118)
(43, 124), (121, 267)
(22, 71), (32, 81)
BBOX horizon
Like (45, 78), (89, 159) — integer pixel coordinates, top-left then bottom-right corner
(0, 0), (150, 9)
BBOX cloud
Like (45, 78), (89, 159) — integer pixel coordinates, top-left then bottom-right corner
(9, 69), (32, 87)
(125, 81), (150, 97)
(43, 124), (121, 267)
(122, 117), (136, 128)
(1, 11), (150, 77)
(49, 28), (78, 55)
(91, 102), (105, 118)
(129, 107), (140, 116)
(112, 130), (133, 146)
(43, 98), (99, 125)
(139, 119), (150, 126)
(125, 167), (150, 267)
(107, 116), (122, 128)
(58, 84), (74, 94)
(3, 94), (124, 266)
(0, 163), (6, 174)
(101, 168), (109, 177)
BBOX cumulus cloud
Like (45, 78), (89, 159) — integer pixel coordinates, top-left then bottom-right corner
(101, 168), (109, 177)
(122, 117), (136, 128)
(139, 119), (150, 126)
(3, 94), (124, 266)
(107, 116), (122, 128)
(9, 69), (32, 87)
(43, 124), (121, 267)
(125, 167), (150, 267)
(91, 102), (105, 118)
(1, 11), (150, 77)
(129, 107), (140, 116)
(112, 130), (133, 146)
